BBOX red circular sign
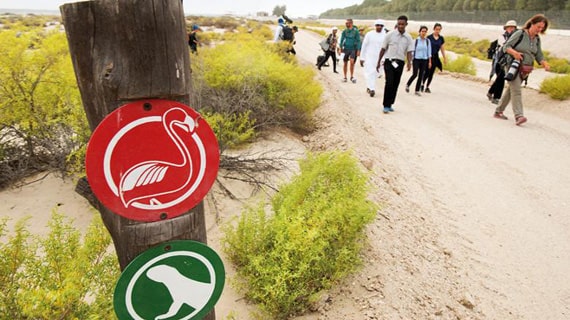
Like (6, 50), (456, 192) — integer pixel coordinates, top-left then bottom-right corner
(85, 99), (219, 222)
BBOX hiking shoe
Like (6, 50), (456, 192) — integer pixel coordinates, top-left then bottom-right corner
(370, 90), (375, 97)
(351, 77), (357, 83)
(425, 88), (431, 93)
(486, 92), (493, 101)
(383, 107), (390, 114)
(420, 85), (425, 92)
(415, 91), (421, 96)
(494, 112), (508, 120)
(492, 98), (499, 104)
(515, 116), (527, 126)
(342, 78), (347, 83)
(405, 85), (410, 93)
(387, 107), (394, 112)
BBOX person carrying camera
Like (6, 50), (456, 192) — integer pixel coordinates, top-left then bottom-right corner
(493, 14), (551, 126)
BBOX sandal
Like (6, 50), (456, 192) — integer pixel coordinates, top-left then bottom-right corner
(515, 116), (527, 126)
(494, 112), (508, 120)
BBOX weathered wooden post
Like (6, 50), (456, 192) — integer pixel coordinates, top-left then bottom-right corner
(61, 1), (215, 318)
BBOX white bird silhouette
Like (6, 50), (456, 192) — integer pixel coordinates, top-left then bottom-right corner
(119, 107), (195, 208)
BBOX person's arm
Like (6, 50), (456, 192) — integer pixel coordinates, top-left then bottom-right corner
(273, 26), (282, 43)
(339, 30), (345, 53)
(376, 48), (386, 72)
(427, 40), (432, 68)
(360, 33), (369, 66)
(535, 39), (550, 71)
(503, 30), (523, 60)
(356, 29), (361, 56)
(406, 51), (413, 71)
(440, 37), (447, 64)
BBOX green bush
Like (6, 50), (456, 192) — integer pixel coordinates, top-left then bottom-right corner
(191, 34), (322, 138)
(547, 57), (570, 74)
(203, 110), (256, 151)
(0, 211), (119, 319)
(223, 151), (378, 319)
(445, 54), (476, 75)
(539, 74), (570, 100)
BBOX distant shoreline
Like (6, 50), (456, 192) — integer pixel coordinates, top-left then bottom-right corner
(0, 8), (61, 15)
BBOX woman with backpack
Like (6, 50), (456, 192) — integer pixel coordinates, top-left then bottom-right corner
(486, 20), (518, 104)
(493, 14), (551, 126)
(405, 26), (431, 96)
(317, 27), (339, 73)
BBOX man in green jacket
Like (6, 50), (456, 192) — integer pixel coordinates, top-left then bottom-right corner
(339, 18), (361, 83)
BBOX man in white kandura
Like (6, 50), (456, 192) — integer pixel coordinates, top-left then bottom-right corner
(359, 19), (386, 97)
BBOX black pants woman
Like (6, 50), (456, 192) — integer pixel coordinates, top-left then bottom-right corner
(487, 63), (506, 104)
(406, 59), (429, 95)
(317, 49), (338, 73)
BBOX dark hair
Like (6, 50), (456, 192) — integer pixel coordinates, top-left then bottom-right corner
(524, 14), (549, 34)
(346, 18), (353, 23)
(292, 26), (298, 31)
(434, 23), (442, 29)
(397, 15), (408, 22)
(419, 25), (428, 32)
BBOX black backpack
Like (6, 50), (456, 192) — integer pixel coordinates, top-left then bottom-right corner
(281, 25), (294, 41)
(487, 39), (498, 59)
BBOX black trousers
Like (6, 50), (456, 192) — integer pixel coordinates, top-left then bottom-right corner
(422, 56), (441, 88)
(488, 64), (506, 100)
(318, 50), (337, 71)
(407, 59), (429, 92)
(383, 59), (405, 108)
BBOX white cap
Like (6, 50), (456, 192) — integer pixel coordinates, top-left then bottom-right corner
(374, 19), (385, 26)
(504, 20), (517, 29)
(332, 26), (338, 31)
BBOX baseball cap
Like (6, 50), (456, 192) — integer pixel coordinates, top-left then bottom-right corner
(374, 19), (385, 26)
(503, 20), (517, 29)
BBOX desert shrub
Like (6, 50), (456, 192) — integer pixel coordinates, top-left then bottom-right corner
(0, 211), (119, 319)
(223, 151), (378, 319)
(445, 54), (476, 75)
(191, 34), (322, 140)
(0, 28), (88, 187)
(547, 57), (570, 74)
(203, 110), (256, 151)
(539, 74), (570, 100)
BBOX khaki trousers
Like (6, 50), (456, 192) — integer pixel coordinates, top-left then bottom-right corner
(495, 74), (524, 117)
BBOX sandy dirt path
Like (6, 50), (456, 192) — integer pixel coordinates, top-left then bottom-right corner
(292, 28), (570, 319)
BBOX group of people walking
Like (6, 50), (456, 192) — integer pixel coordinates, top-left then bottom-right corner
(316, 13), (550, 126)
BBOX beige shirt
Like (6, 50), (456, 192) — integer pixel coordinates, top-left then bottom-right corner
(382, 30), (414, 61)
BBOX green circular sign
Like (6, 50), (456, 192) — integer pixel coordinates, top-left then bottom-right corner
(114, 240), (225, 320)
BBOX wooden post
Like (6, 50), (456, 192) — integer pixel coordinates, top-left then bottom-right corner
(61, 1), (214, 318)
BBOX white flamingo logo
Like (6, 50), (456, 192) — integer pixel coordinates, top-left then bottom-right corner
(103, 107), (207, 211)
(118, 108), (194, 208)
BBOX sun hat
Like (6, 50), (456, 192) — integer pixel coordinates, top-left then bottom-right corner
(374, 19), (385, 26)
(504, 20), (517, 29)
(332, 26), (338, 31)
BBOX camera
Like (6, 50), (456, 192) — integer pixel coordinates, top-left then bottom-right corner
(282, 14), (293, 24)
(505, 59), (520, 81)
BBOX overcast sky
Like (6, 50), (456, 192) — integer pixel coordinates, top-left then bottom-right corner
(0, 0), (362, 17)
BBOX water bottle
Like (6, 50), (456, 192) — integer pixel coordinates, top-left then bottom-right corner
(505, 59), (521, 81)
